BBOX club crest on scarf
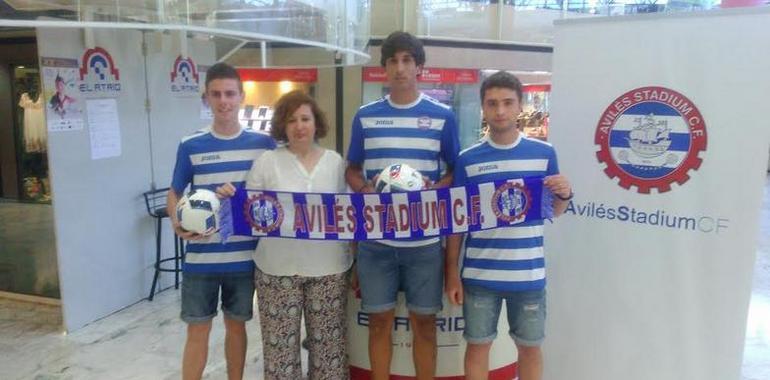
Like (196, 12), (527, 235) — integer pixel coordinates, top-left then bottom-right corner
(492, 182), (531, 223)
(244, 193), (284, 233)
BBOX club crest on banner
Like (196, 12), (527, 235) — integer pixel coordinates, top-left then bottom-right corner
(491, 182), (531, 223)
(170, 56), (200, 96)
(244, 193), (284, 233)
(595, 86), (707, 193)
(78, 47), (121, 97)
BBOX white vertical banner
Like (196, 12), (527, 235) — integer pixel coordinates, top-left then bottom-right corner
(544, 8), (770, 380)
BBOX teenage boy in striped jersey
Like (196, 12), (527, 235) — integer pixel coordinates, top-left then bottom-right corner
(346, 31), (461, 380)
(446, 71), (572, 380)
(168, 63), (275, 380)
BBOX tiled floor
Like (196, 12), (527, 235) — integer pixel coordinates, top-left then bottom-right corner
(0, 175), (768, 380)
(0, 289), (269, 380)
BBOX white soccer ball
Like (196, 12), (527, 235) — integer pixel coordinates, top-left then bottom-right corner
(176, 189), (220, 235)
(374, 163), (424, 193)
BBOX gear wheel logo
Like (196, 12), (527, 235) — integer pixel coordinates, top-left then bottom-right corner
(595, 86), (707, 193)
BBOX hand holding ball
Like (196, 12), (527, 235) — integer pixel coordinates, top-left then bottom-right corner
(175, 189), (220, 236)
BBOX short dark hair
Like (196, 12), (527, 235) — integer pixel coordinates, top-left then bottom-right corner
(205, 62), (242, 93)
(480, 71), (523, 103)
(380, 31), (426, 67)
(270, 90), (328, 142)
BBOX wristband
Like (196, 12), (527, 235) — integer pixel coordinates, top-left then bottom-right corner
(555, 190), (574, 201)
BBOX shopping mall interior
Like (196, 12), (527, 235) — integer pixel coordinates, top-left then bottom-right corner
(0, 1), (768, 379)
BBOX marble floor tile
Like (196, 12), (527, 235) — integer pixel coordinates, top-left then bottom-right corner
(0, 290), (275, 380)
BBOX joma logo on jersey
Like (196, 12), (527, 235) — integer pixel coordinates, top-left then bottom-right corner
(478, 164), (498, 172)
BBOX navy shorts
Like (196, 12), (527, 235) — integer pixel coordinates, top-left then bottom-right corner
(180, 271), (255, 324)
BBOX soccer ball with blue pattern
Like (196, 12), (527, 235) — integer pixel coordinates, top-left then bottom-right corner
(375, 163), (424, 193)
(176, 189), (220, 235)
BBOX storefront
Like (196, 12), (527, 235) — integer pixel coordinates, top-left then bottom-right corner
(236, 68), (319, 133)
(0, 34), (59, 300)
(519, 84), (551, 141)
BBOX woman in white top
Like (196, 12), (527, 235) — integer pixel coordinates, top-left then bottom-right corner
(218, 90), (352, 379)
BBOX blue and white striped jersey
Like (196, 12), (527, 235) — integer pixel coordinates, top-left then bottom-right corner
(171, 126), (275, 273)
(348, 93), (460, 184)
(347, 94), (460, 247)
(453, 134), (559, 292)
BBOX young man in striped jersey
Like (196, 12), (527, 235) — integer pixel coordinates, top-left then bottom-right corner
(167, 63), (275, 380)
(446, 71), (572, 380)
(346, 31), (461, 379)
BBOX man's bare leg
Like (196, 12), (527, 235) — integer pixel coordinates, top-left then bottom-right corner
(410, 312), (437, 380)
(182, 321), (212, 380)
(516, 344), (543, 380)
(368, 310), (395, 380)
(223, 317), (247, 380)
(464, 342), (492, 380)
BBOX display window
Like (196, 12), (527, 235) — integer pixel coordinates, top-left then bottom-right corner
(10, 65), (50, 203)
(236, 68), (317, 133)
(1, 57), (59, 299)
(520, 84), (550, 141)
(361, 67), (482, 149)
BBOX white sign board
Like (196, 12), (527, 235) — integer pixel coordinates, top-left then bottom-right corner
(544, 8), (770, 380)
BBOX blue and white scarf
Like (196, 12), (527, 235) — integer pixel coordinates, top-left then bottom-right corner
(219, 176), (553, 241)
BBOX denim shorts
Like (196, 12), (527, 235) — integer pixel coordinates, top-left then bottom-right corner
(356, 241), (443, 315)
(463, 284), (546, 346)
(180, 271), (255, 324)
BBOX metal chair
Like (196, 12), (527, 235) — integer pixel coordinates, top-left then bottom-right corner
(143, 187), (184, 301)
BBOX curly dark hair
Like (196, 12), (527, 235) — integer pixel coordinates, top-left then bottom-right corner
(270, 90), (328, 142)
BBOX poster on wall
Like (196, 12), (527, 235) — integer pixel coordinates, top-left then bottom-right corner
(170, 55), (201, 97)
(86, 98), (122, 160)
(197, 65), (212, 120)
(200, 93), (212, 120)
(41, 57), (84, 132)
(78, 47), (121, 98)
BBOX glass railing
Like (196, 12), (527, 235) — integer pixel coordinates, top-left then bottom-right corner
(0, 1), (372, 67)
(366, 0), (761, 45)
